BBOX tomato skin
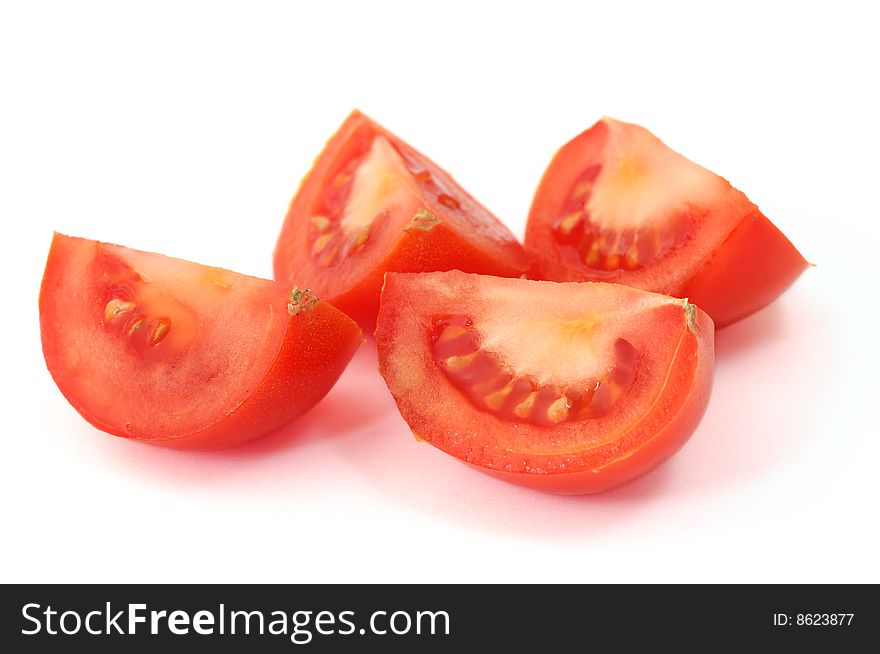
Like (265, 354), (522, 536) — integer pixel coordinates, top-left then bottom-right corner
(525, 118), (808, 328)
(325, 218), (527, 329)
(40, 233), (362, 449)
(274, 110), (529, 331)
(143, 300), (362, 449)
(477, 314), (713, 493)
(375, 271), (715, 494)
(678, 211), (809, 327)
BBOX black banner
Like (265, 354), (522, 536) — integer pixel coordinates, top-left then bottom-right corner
(1, 584), (875, 651)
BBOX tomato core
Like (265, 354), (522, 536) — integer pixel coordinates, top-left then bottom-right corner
(430, 313), (636, 427)
(308, 134), (467, 269)
(551, 161), (698, 273)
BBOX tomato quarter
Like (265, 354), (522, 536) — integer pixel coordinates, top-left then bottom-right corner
(40, 233), (362, 448)
(376, 271), (714, 494)
(273, 110), (529, 330)
(525, 118), (809, 327)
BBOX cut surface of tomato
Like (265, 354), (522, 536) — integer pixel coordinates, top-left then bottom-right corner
(376, 271), (714, 494)
(40, 233), (362, 449)
(274, 110), (529, 330)
(525, 118), (808, 327)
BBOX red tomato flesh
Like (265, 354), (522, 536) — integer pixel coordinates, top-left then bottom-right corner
(376, 271), (714, 494)
(525, 118), (809, 327)
(40, 233), (362, 448)
(273, 110), (529, 330)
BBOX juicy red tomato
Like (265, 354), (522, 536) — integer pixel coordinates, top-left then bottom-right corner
(376, 270), (714, 494)
(273, 110), (529, 330)
(525, 118), (809, 327)
(40, 233), (362, 449)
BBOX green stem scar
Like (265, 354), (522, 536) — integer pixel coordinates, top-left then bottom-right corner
(288, 287), (319, 316)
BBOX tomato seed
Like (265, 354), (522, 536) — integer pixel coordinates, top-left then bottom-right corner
(312, 233), (334, 255)
(352, 226), (370, 248)
(431, 314), (637, 427)
(148, 318), (171, 347)
(104, 298), (136, 322)
(513, 391), (538, 419)
(437, 194), (461, 210)
(546, 397), (570, 424)
(485, 382), (515, 410)
(127, 316), (146, 336)
(331, 172), (351, 189)
(310, 215), (331, 233)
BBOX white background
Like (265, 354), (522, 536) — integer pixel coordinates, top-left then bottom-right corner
(2, 1), (878, 583)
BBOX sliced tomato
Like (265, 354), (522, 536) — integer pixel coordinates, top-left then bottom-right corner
(273, 110), (529, 330)
(40, 233), (362, 449)
(376, 271), (714, 494)
(525, 118), (809, 327)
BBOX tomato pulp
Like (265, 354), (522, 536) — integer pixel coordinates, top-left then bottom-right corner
(40, 233), (362, 448)
(525, 118), (808, 327)
(376, 271), (714, 493)
(273, 110), (529, 330)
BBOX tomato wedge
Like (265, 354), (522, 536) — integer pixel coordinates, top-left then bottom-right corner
(273, 110), (529, 330)
(376, 271), (714, 494)
(525, 118), (809, 327)
(40, 233), (362, 449)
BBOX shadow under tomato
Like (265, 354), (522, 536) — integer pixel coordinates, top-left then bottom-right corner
(673, 288), (834, 492)
(713, 299), (789, 360)
(208, 347), (386, 458)
(89, 289), (832, 543)
(90, 345), (389, 487)
(329, 290), (833, 539)
(330, 401), (688, 539)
